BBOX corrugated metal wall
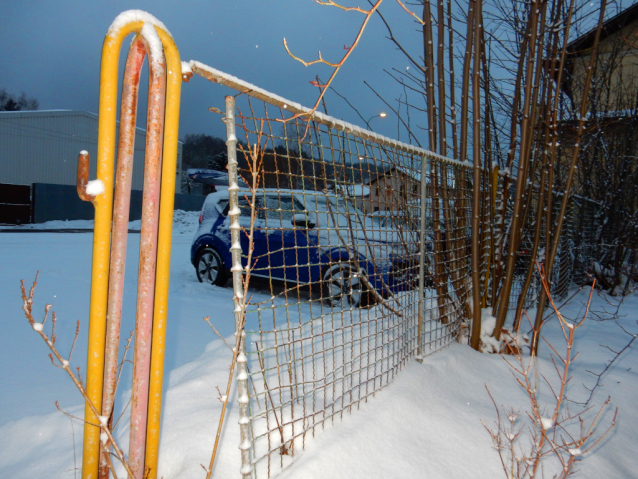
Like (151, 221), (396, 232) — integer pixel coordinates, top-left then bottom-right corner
(0, 110), (183, 192)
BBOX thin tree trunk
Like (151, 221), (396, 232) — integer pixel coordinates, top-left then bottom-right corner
(493, 1), (542, 339)
(532, 0), (607, 353)
(470, 0), (483, 350)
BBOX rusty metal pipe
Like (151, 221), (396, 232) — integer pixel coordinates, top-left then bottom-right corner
(128, 34), (167, 479)
(76, 151), (95, 202)
(98, 35), (147, 479)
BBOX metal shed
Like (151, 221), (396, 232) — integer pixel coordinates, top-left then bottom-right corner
(0, 110), (183, 190)
(0, 110), (202, 224)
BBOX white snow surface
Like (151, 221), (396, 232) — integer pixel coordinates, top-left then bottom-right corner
(140, 22), (164, 76)
(85, 179), (105, 196)
(107, 10), (171, 39)
(540, 417), (554, 430)
(180, 60), (192, 75)
(0, 215), (636, 478)
(479, 307), (502, 353)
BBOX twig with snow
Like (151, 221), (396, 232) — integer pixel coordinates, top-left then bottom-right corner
(111, 330), (134, 431)
(20, 273), (135, 479)
(580, 319), (637, 407)
(282, 0), (385, 126)
(484, 273), (617, 478)
(204, 316), (261, 410)
(204, 316), (232, 350)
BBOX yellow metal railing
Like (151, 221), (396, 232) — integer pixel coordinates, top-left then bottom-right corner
(80, 12), (181, 479)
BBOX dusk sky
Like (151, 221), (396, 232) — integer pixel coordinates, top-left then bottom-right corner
(0, 1), (424, 142)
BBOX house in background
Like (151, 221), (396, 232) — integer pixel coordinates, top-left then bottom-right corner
(558, 2), (638, 247)
(345, 164), (422, 214)
(562, 2), (638, 111)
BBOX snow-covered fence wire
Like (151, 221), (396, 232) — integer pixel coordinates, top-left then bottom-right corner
(230, 102), (476, 478)
(191, 62), (479, 477)
(186, 62), (621, 478)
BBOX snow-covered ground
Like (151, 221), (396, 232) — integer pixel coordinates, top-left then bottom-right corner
(0, 213), (636, 478)
(1, 209), (198, 234)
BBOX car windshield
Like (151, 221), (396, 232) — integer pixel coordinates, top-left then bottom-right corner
(301, 195), (364, 227)
(324, 196), (361, 216)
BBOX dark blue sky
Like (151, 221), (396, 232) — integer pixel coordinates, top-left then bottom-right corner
(0, 0), (424, 142)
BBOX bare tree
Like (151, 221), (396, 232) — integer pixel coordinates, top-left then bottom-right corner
(0, 87), (39, 111)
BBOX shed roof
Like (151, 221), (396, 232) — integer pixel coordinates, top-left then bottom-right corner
(566, 2), (638, 54)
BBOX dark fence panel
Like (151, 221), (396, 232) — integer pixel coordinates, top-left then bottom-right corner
(0, 183), (32, 225)
(174, 193), (206, 212)
(32, 183), (206, 224)
(33, 183), (95, 223)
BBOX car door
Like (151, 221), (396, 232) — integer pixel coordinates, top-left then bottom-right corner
(234, 196), (268, 274)
(263, 194), (316, 283)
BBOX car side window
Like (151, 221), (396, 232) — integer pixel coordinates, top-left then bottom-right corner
(265, 196), (303, 221)
(238, 197), (265, 219)
(217, 199), (229, 216)
(221, 197), (265, 219)
(292, 197), (305, 212)
(237, 198), (252, 217)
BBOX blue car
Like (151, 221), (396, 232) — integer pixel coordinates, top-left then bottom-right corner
(191, 189), (418, 307)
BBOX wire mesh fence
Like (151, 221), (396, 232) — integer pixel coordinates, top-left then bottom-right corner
(185, 62), (628, 478)
(568, 196), (637, 293)
(208, 89), (478, 477)
(492, 178), (586, 312)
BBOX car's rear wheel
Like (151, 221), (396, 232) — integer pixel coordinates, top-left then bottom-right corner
(322, 263), (368, 308)
(196, 247), (227, 286)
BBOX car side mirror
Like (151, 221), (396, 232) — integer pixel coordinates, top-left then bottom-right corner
(291, 213), (315, 229)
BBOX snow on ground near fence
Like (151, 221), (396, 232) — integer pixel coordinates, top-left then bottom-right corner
(2, 209), (199, 234)
(0, 210), (203, 425)
(0, 214), (636, 478)
(244, 288), (455, 477)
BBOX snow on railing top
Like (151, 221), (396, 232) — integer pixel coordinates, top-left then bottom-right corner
(186, 60), (475, 170)
(140, 23), (164, 76)
(107, 10), (172, 39)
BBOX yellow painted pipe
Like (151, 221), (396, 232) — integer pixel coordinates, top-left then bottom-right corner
(145, 27), (181, 479)
(82, 18), (181, 479)
(82, 24), (125, 479)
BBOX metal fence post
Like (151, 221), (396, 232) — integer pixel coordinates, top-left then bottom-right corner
(416, 155), (429, 361)
(225, 95), (253, 479)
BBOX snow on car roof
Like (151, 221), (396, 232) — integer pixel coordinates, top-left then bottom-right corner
(207, 188), (348, 199)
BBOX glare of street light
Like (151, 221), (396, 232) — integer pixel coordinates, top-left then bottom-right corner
(367, 112), (387, 125)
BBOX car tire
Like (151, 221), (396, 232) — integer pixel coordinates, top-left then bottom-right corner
(195, 246), (227, 286)
(321, 263), (369, 308)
